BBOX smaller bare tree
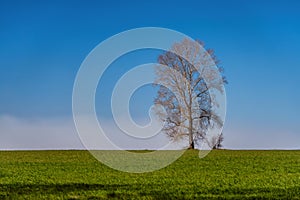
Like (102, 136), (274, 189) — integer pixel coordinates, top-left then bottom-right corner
(212, 132), (224, 149)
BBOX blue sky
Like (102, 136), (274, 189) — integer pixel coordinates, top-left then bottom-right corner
(0, 0), (300, 149)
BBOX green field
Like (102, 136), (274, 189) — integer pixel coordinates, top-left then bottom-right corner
(0, 150), (299, 199)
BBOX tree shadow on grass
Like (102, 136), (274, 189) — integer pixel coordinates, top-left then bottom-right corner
(0, 183), (299, 199)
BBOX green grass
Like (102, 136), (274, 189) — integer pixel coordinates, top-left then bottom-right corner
(0, 150), (299, 199)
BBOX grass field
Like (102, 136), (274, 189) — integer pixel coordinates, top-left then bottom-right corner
(0, 150), (299, 199)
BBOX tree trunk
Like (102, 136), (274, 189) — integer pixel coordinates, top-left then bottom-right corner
(188, 139), (194, 149)
(188, 79), (194, 149)
(188, 104), (194, 149)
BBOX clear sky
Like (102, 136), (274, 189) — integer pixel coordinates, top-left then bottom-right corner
(1, 0), (300, 149)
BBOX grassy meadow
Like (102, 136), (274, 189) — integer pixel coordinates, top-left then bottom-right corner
(0, 150), (299, 199)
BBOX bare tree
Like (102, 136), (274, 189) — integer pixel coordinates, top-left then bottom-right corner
(154, 38), (226, 149)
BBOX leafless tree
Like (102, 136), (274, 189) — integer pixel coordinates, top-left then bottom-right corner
(154, 38), (226, 149)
